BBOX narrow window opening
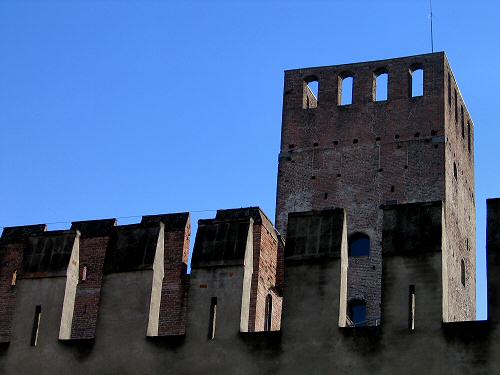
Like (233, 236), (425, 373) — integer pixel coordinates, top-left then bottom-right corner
(208, 297), (217, 340)
(11, 270), (17, 287)
(81, 266), (87, 282)
(264, 294), (273, 332)
(453, 162), (458, 180)
(410, 68), (424, 97)
(448, 74), (452, 106)
(461, 106), (465, 138)
(303, 79), (319, 109)
(374, 71), (388, 101)
(348, 232), (370, 257)
(408, 285), (416, 331)
(454, 89), (458, 122)
(390, 185), (395, 192)
(461, 259), (466, 287)
(31, 305), (42, 346)
(324, 192), (328, 200)
(347, 300), (367, 327)
(467, 122), (471, 153)
(339, 75), (353, 105)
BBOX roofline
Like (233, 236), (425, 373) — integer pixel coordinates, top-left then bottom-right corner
(284, 51), (446, 73)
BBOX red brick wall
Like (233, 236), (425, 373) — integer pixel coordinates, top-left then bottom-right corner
(0, 243), (25, 343)
(248, 213), (282, 332)
(70, 236), (111, 339)
(158, 219), (191, 336)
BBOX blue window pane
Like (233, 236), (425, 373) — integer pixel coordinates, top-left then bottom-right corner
(349, 234), (370, 257)
(352, 304), (367, 326)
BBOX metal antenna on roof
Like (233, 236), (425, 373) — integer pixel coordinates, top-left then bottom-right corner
(429, 0), (434, 52)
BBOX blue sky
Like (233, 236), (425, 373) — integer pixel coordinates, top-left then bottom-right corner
(1, 0), (499, 319)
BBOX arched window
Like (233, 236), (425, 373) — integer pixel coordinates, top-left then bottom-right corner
(347, 299), (367, 327)
(349, 232), (370, 257)
(409, 67), (424, 97)
(264, 294), (273, 332)
(461, 259), (466, 287)
(338, 74), (354, 105)
(374, 70), (388, 101)
(303, 77), (319, 109)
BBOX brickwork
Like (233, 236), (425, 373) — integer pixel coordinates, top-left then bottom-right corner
(275, 52), (476, 322)
(443, 56), (476, 320)
(0, 225), (47, 343)
(248, 211), (281, 331)
(156, 214), (191, 336)
(70, 219), (116, 339)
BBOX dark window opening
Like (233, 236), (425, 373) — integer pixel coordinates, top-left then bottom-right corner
(410, 68), (424, 97)
(31, 305), (42, 346)
(339, 75), (353, 105)
(408, 285), (416, 331)
(303, 78), (319, 109)
(448, 74), (452, 106)
(208, 297), (217, 340)
(390, 185), (395, 192)
(264, 294), (273, 332)
(349, 232), (370, 257)
(374, 71), (388, 101)
(467, 122), (471, 153)
(454, 89), (458, 122)
(454, 162), (458, 180)
(461, 260), (466, 287)
(461, 106), (465, 138)
(347, 300), (367, 327)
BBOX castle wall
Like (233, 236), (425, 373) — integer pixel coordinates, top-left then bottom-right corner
(443, 55), (476, 321)
(0, 201), (499, 374)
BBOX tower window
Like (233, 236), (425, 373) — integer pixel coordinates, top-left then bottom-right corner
(208, 297), (217, 340)
(467, 122), (471, 153)
(264, 294), (273, 332)
(461, 106), (465, 138)
(453, 162), (458, 180)
(461, 259), (466, 287)
(31, 305), (42, 347)
(338, 74), (354, 105)
(454, 89), (458, 122)
(348, 232), (370, 257)
(11, 270), (17, 287)
(408, 285), (416, 331)
(347, 300), (367, 327)
(448, 73), (451, 106)
(81, 266), (87, 282)
(410, 67), (424, 97)
(303, 77), (319, 109)
(374, 70), (388, 101)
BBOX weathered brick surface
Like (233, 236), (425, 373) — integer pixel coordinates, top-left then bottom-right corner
(276, 52), (476, 322)
(157, 215), (191, 336)
(70, 220), (116, 339)
(0, 225), (46, 343)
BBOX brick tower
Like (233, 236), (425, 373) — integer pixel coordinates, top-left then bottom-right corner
(275, 52), (476, 324)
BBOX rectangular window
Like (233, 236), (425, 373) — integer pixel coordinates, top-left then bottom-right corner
(408, 285), (415, 331)
(31, 305), (42, 346)
(208, 297), (217, 340)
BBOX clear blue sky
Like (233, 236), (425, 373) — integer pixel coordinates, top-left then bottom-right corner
(1, 0), (499, 319)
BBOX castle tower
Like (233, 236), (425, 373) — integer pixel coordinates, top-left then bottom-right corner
(275, 52), (476, 323)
